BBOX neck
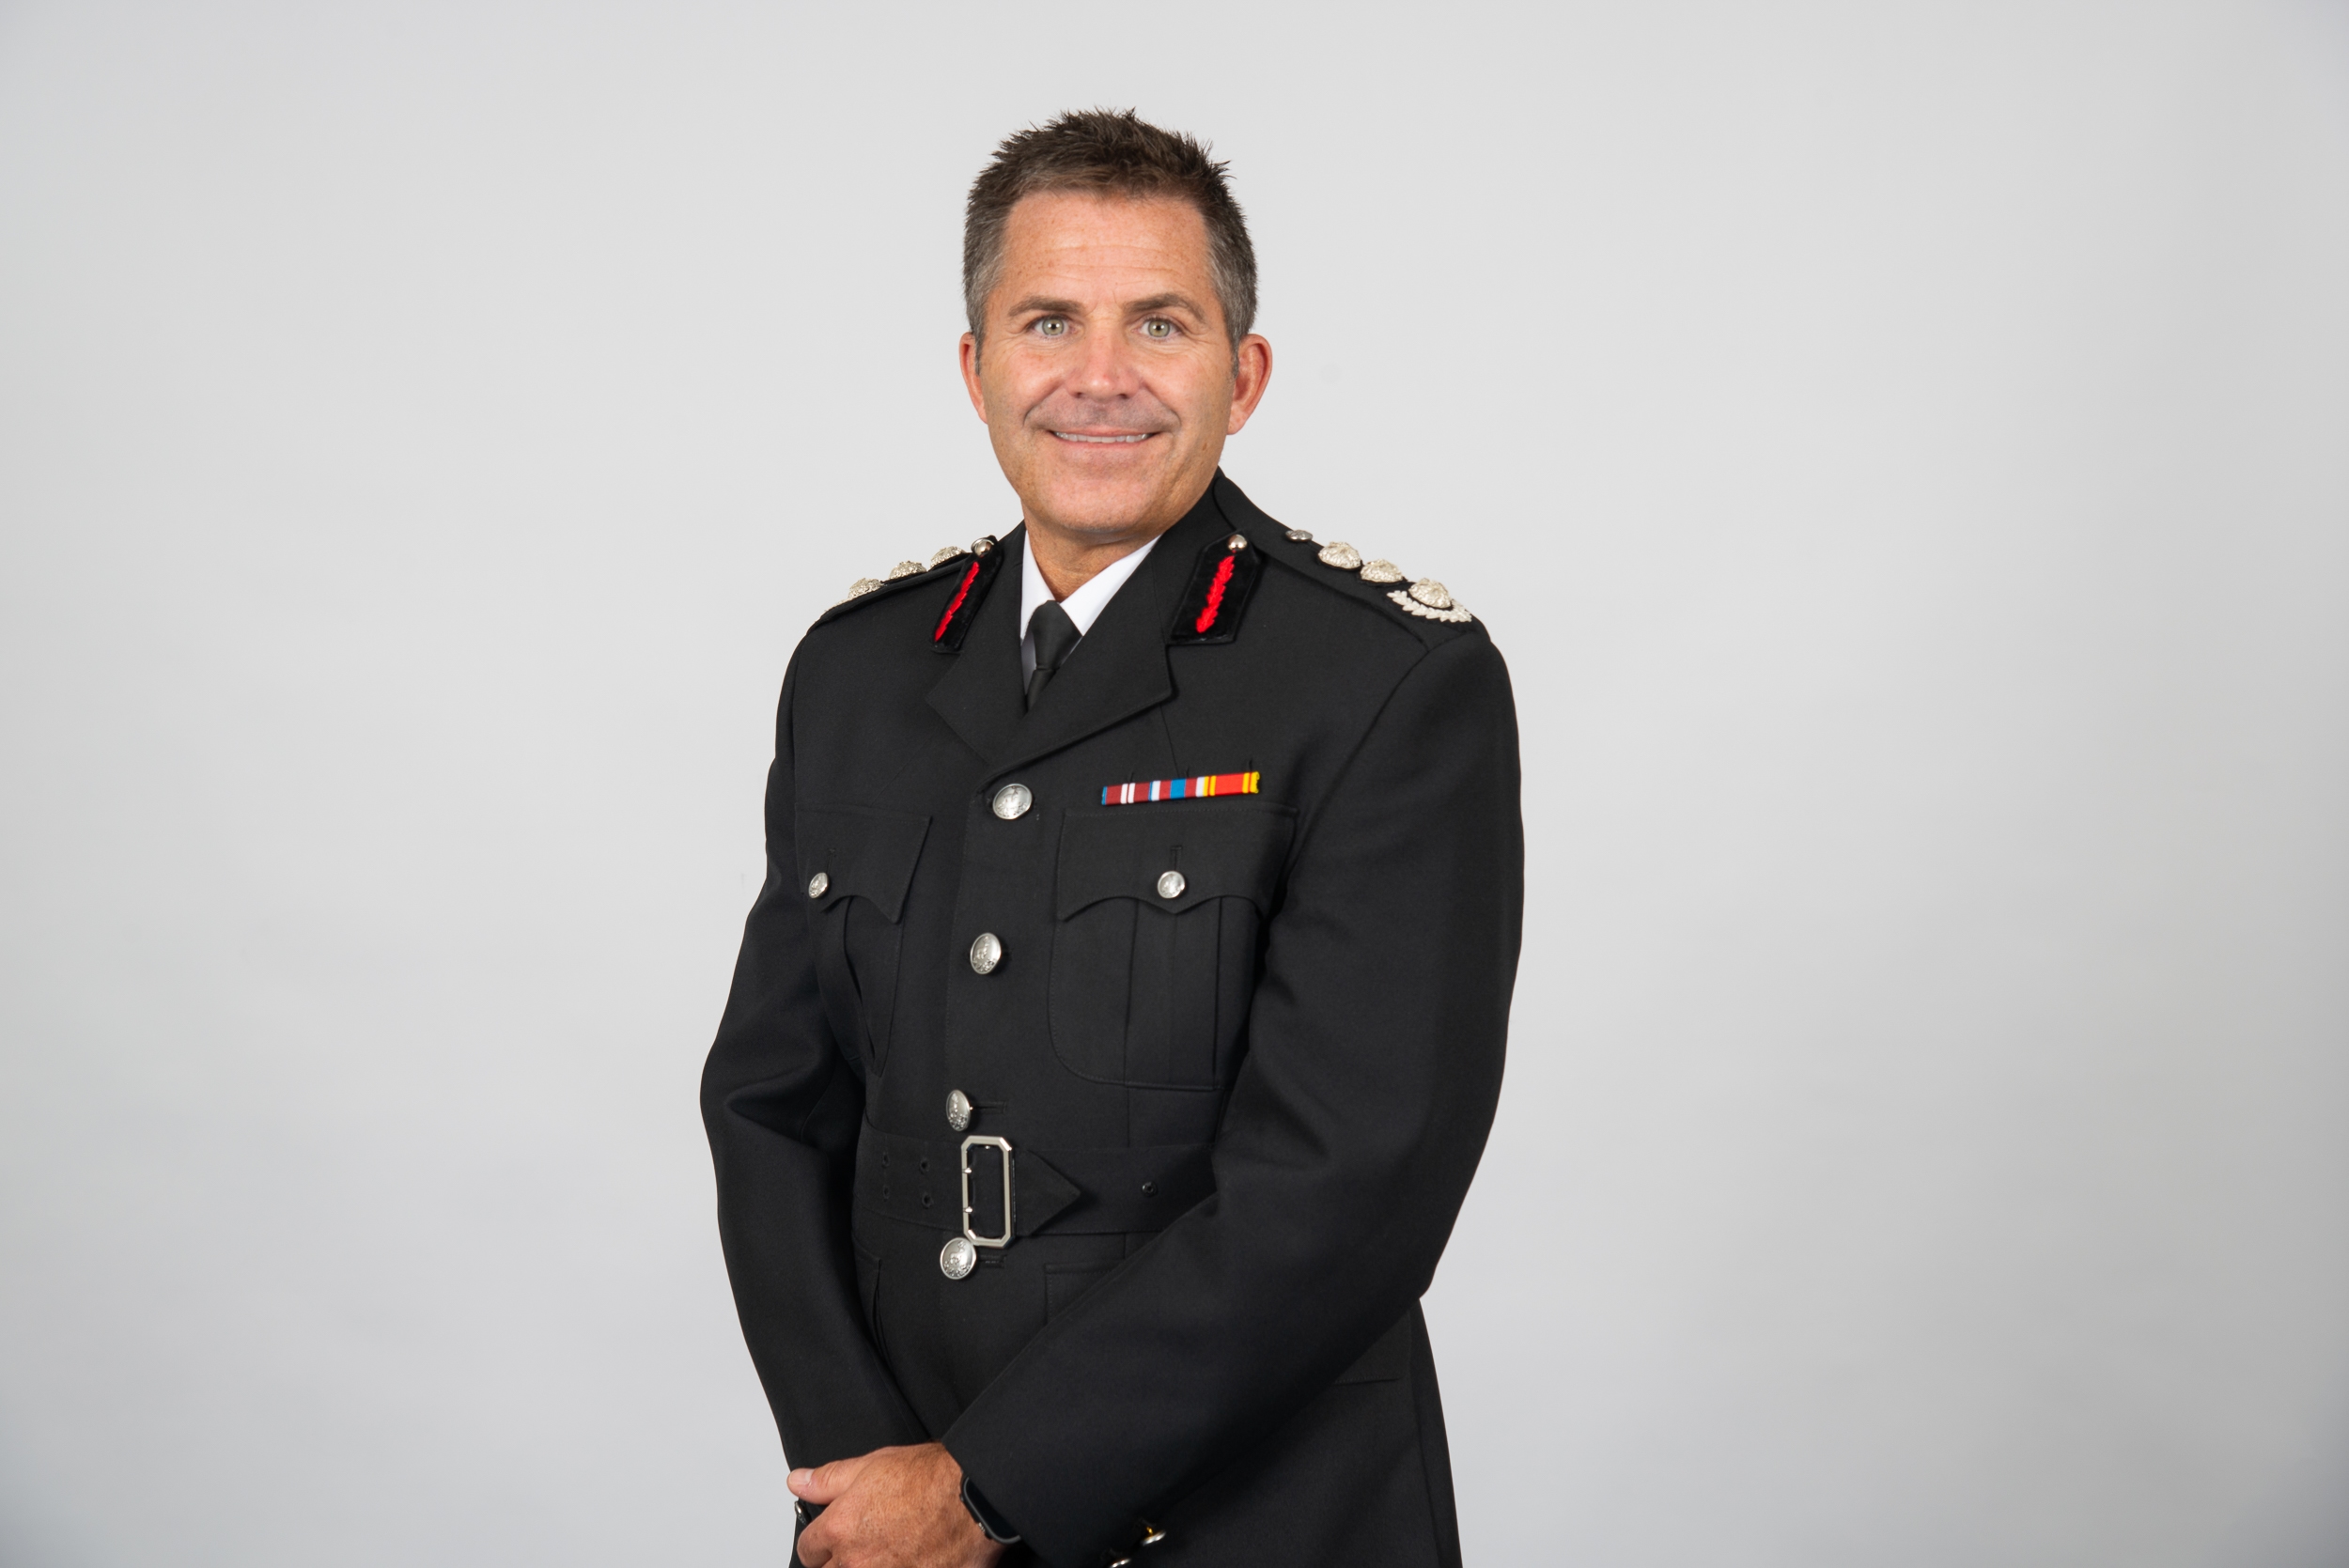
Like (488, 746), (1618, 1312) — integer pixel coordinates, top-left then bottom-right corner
(1021, 471), (1220, 598)
(1022, 515), (1176, 600)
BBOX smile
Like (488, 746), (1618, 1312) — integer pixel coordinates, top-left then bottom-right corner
(1050, 431), (1156, 444)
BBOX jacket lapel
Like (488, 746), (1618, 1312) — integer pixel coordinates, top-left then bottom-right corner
(925, 493), (1230, 778)
(924, 527), (1030, 766)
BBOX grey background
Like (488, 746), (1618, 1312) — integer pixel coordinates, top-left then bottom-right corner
(4, 2), (2346, 1563)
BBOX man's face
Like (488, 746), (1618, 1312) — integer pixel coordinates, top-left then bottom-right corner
(960, 192), (1271, 547)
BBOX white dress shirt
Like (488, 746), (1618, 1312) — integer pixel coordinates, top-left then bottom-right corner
(1019, 531), (1159, 681)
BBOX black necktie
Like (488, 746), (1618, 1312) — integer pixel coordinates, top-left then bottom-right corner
(1025, 599), (1081, 710)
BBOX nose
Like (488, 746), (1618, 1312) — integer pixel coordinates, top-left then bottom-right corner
(1069, 323), (1142, 400)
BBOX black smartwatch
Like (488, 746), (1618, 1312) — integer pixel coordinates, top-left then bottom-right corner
(959, 1474), (1023, 1545)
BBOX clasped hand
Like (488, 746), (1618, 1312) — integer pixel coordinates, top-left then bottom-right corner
(790, 1442), (1008, 1568)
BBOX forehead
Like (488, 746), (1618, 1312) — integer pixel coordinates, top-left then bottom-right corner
(994, 191), (1214, 300)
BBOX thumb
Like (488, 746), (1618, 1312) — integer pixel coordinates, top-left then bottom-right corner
(788, 1454), (868, 1505)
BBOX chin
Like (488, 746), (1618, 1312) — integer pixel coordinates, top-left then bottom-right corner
(1031, 463), (1176, 533)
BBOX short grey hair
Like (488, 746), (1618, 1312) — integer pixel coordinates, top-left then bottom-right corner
(963, 108), (1258, 351)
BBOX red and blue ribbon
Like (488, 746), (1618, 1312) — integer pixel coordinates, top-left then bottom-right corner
(1100, 771), (1262, 806)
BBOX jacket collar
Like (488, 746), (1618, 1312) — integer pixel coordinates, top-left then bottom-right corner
(924, 481), (1235, 778)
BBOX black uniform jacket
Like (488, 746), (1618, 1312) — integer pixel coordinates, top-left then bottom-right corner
(703, 474), (1523, 1568)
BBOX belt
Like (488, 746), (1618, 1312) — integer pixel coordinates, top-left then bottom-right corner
(854, 1126), (1216, 1243)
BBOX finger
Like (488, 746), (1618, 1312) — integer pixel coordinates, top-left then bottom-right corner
(794, 1509), (834, 1568)
(788, 1454), (868, 1505)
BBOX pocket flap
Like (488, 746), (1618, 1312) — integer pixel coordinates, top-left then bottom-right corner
(1055, 800), (1296, 919)
(797, 806), (930, 923)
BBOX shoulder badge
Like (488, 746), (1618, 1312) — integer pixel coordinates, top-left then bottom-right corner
(1169, 531), (1266, 645)
(1310, 537), (1474, 624)
(822, 535), (1007, 645)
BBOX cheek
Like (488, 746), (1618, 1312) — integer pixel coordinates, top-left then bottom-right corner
(984, 355), (1061, 421)
(974, 366), (1028, 424)
(1160, 359), (1233, 428)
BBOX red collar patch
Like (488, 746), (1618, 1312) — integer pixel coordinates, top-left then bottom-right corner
(1168, 531), (1264, 646)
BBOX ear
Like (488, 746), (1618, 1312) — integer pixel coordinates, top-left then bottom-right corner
(1226, 334), (1273, 435)
(958, 332), (989, 422)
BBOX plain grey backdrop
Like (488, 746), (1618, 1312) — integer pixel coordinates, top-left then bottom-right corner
(4, 2), (2347, 1564)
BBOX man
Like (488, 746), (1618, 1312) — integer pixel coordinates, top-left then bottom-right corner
(703, 109), (1522, 1568)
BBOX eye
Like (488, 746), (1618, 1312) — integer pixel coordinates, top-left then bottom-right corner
(1141, 318), (1175, 340)
(1034, 316), (1069, 338)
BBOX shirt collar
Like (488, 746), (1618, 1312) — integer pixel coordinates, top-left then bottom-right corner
(1019, 530), (1159, 674)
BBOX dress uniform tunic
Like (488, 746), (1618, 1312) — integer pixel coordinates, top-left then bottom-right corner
(703, 474), (1524, 1568)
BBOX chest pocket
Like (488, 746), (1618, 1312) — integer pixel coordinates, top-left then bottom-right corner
(1050, 800), (1296, 1090)
(797, 805), (929, 1077)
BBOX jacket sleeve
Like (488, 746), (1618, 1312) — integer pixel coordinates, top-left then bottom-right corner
(701, 654), (928, 1468)
(941, 630), (1525, 1566)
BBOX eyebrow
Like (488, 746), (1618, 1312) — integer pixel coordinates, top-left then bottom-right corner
(1003, 292), (1210, 320)
(1124, 293), (1208, 318)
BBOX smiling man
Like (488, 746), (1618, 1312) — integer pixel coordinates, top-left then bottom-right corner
(703, 111), (1524, 1568)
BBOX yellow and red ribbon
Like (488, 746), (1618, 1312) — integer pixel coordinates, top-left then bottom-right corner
(1100, 771), (1261, 806)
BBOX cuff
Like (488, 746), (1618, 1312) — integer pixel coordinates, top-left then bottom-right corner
(960, 1473), (1023, 1545)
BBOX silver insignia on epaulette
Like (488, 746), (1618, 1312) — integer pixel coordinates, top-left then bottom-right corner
(886, 559), (924, 580)
(1359, 558), (1406, 583)
(1317, 541), (1362, 569)
(1285, 528), (1314, 542)
(928, 545), (964, 568)
(1392, 582), (1473, 622)
(839, 576), (884, 604)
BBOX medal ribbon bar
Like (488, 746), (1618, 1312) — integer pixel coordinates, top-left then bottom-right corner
(1100, 771), (1261, 806)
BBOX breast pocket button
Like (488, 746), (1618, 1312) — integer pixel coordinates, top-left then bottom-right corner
(1156, 870), (1187, 900)
(806, 872), (829, 898)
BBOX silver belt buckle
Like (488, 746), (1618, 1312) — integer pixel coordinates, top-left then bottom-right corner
(959, 1134), (1014, 1249)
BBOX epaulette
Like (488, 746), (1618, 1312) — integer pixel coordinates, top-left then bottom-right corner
(1259, 525), (1476, 625)
(815, 535), (1009, 652)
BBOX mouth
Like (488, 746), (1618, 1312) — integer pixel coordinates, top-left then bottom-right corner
(1049, 430), (1158, 444)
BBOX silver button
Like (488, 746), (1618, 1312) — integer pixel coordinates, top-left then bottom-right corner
(939, 1236), (977, 1280)
(946, 1090), (973, 1132)
(969, 932), (1003, 974)
(1156, 870), (1187, 900)
(991, 784), (1033, 820)
(806, 872), (829, 898)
